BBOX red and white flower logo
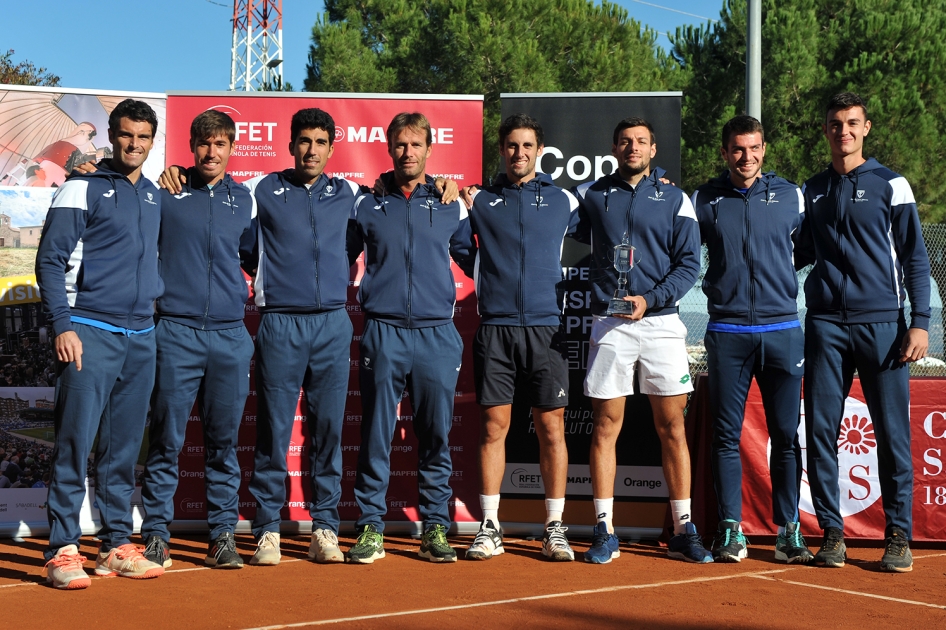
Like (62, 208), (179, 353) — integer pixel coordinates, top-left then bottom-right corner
(837, 414), (876, 455)
(794, 397), (882, 517)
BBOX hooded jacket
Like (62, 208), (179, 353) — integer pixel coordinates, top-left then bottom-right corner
(469, 172), (580, 326)
(573, 170), (701, 317)
(245, 170), (361, 314)
(801, 158), (931, 329)
(352, 172), (476, 328)
(692, 171), (805, 326)
(157, 168), (256, 330)
(36, 160), (164, 336)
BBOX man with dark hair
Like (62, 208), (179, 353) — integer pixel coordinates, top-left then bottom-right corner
(37, 98), (165, 589)
(464, 113), (579, 562)
(691, 114), (812, 564)
(137, 109), (256, 570)
(801, 92), (930, 572)
(574, 116), (711, 564)
(346, 112), (476, 564)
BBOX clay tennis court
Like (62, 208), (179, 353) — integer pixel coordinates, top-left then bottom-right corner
(2, 532), (943, 628)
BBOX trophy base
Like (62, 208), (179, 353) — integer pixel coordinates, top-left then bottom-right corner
(606, 298), (636, 316)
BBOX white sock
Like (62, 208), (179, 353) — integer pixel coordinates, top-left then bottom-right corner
(480, 494), (500, 527)
(593, 497), (614, 533)
(670, 499), (692, 535)
(545, 497), (565, 524)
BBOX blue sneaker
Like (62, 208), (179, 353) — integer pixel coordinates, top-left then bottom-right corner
(584, 521), (620, 564)
(667, 522), (713, 563)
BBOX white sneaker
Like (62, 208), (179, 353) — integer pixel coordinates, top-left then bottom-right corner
(95, 543), (164, 578)
(465, 519), (504, 560)
(45, 544), (91, 590)
(250, 531), (281, 566)
(309, 528), (344, 563)
(542, 521), (575, 562)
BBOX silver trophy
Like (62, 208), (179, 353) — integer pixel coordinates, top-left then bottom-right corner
(606, 237), (636, 316)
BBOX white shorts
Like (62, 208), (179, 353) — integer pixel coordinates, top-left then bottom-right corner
(584, 313), (694, 398)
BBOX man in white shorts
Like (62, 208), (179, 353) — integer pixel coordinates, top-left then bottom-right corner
(573, 117), (710, 564)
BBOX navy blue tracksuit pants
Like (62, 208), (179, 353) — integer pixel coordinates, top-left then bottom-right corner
(804, 317), (913, 538)
(140, 319), (254, 542)
(706, 326), (804, 526)
(355, 319), (464, 532)
(46, 323), (155, 560)
(250, 309), (352, 537)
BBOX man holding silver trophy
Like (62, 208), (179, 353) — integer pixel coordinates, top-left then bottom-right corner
(573, 117), (709, 564)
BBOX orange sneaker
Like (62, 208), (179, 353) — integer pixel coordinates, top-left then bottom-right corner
(95, 543), (164, 579)
(44, 544), (91, 590)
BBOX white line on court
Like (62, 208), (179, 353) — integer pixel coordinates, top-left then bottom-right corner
(0, 582), (37, 589)
(240, 569), (795, 630)
(749, 575), (946, 610)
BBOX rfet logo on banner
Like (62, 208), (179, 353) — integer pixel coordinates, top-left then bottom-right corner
(164, 93), (484, 188)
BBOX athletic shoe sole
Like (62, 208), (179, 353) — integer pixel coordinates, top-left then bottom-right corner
(465, 547), (504, 560)
(204, 556), (243, 569)
(418, 549), (457, 563)
(584, 550), (620, 564)
(880, 562), (912, 573)
(46, 575), (91, 589)
(667, 551), (714, 564)
(347, 549), (385, 564)
(774, 550), (813, 564)
(94, 566), (164, 578)
(715, 549), (747, 563)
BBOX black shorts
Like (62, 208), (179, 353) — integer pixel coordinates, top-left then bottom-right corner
(472, 324), (569, 408)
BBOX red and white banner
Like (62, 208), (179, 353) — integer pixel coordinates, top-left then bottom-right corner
(740, 378), (946, 540)
(167, 92), (484, 529)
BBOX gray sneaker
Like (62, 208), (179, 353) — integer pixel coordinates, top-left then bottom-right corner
(880, 527), (913, 573)
(309, 528), (344, 563)
(249, 531), (281, 566)
(143, 535), (172, 568)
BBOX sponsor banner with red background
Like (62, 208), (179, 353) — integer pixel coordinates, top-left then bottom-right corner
(167, 92), (483, 529)
(739, 378), (946, 540)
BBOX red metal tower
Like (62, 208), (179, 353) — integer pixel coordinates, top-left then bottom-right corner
(230, 0), (284, 91)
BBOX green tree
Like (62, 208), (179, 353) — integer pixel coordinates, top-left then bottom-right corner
(305, 0), (682, 179)
(673, 0), (946, 223)
(0, 49), (60, 87)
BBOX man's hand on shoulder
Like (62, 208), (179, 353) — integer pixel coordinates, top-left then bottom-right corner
(900, 328), (929, 363)
(55, 331), (83, 371)
(69, 162), (98, 178)
(460, 185), (479, 209)
(434, 177), (460, 204)
(158, 166), (187, 194)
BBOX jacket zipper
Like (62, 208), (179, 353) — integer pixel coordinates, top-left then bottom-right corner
(308, 188), (322, 310)
(518, 185), (524, 325)
(833, 175), (846, 319)
(407, 187), (415, 327)
(203, 188), (214, 329)
(133, 183), (143, 330)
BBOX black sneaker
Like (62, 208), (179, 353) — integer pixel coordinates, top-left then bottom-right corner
(419, 524), (457, 563)
(205, 532), (243, 569)
(775, 521), (814, 564)
(814, 527), (846, 568)
(347, 524), (385, 564)
(880, 527), (913, 573)
(712, 520), (748, 563)
(143, 535), (172, 568)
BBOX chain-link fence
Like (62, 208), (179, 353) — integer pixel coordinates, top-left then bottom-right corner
(679, 223), (946, 377)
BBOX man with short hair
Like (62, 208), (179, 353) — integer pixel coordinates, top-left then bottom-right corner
(242, 108), (362, 566)
(691, 115), (812, 564)
(139, 110), (256, 570)
(464, 113), (579, 562)
(37, 98), (166, 589)
(574, 117), (711, 564)
(801, 92), (930, 573)
(347, 112), (476, 564)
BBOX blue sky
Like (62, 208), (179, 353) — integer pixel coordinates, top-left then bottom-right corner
(4, 0), (722, 94)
